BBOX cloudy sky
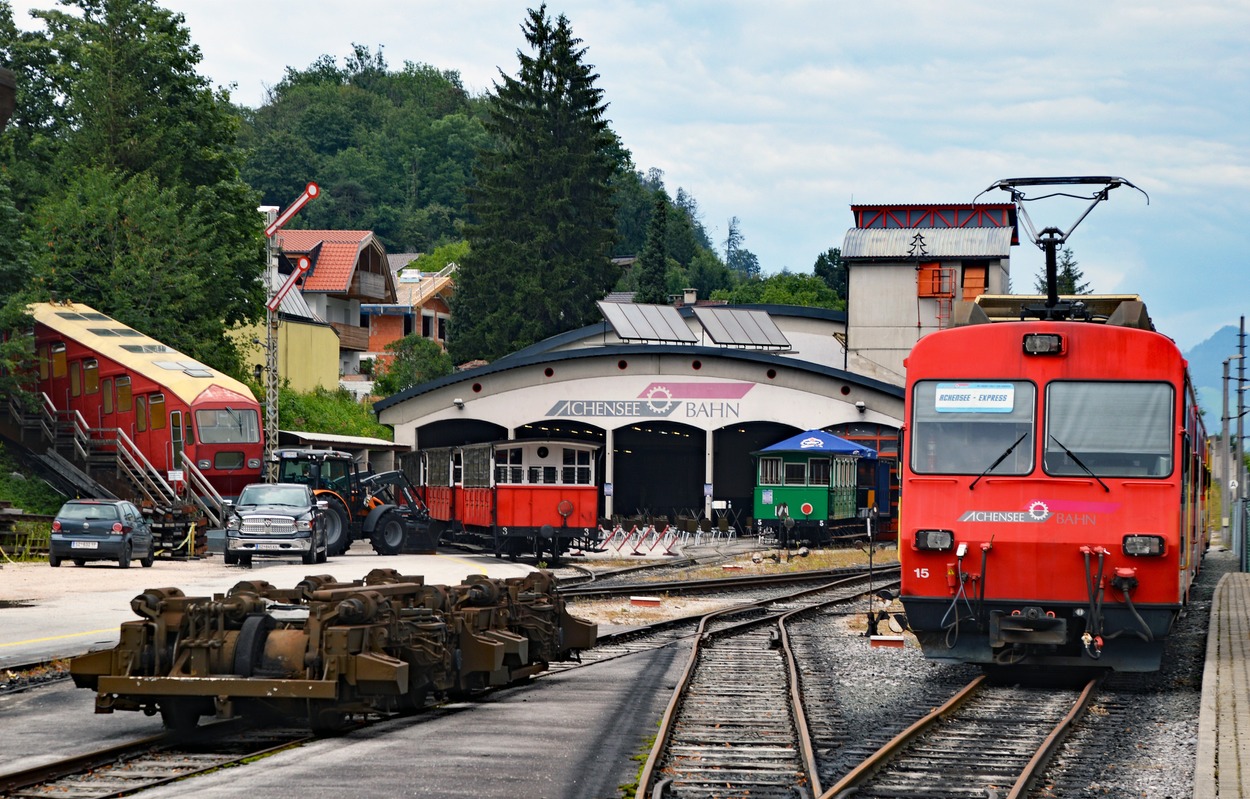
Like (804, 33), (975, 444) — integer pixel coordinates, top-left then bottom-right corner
(8, 0), (1248, 350)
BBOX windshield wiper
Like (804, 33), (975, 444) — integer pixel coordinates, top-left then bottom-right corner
(1048, 435), (1110, 492)
(969, 432), (1028, 490)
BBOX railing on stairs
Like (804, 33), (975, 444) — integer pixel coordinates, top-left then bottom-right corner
(180, 452), (225, 529)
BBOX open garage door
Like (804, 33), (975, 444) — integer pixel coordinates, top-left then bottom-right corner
(714, 422), (797, 530)
(416, 419), (507, 449)
(612, 421), (702, 521)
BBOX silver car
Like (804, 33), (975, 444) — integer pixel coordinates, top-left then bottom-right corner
(49, 499), (155, 568)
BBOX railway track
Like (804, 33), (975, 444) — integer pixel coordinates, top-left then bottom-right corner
(817, 675), (1100, 799)
(0, 724), (316, 798)
(551, 567), (900, 675)
(634, 578), (896, 798)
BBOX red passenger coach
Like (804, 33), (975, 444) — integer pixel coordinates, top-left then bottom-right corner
(416, 439), (601, 562)
(29, 302), (263, 500)
(899, 177), (1209, 672)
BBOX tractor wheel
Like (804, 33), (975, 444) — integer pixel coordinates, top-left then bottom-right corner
(370, 511), (405, 555)
(321, 495), (352, 556)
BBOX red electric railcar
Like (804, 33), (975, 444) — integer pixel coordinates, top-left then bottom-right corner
(29, 301), (263, 499)
(414, 439), (601, 562)
(899, 307), (1208, 672)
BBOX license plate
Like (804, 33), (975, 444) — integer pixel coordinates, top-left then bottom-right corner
(71, 541), (99, 549)
(257, 543), (282, 550)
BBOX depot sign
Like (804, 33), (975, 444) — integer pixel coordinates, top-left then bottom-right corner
(546, 381), (754, 420)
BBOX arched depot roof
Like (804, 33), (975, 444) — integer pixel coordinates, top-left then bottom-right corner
(374, 305), (902, 448)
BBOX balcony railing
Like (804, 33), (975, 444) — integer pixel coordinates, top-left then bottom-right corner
(331, 322), (369, 351)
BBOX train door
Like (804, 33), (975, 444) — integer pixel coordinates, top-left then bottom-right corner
(147, 393), (168, 472)
(134, 394), (149, 463)
(50, 342), (67, 408)
(100, 376), (114, 429)
(170, 409), (185, 469)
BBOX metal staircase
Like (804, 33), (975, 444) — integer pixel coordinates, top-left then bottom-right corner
(5, 391), (225, 556)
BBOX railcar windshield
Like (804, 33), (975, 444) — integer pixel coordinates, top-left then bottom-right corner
(911, 380), (1035, 475)
(1043, 382), (1173, 477)
(195, 407), (260, 443)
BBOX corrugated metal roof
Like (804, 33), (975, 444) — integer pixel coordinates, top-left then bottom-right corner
(841, 227), (1014, 259)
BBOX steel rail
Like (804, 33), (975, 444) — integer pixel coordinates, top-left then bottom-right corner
(636, 578), (882, 797)
(1, 725), (315, 798)
(818, 675), (988, 798)
(1005, 676), (1100, 799)
(561, 563), (900, 598)
(816, 675), (1099, 799)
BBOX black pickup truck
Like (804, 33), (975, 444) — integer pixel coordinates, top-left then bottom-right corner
(223, 482), (328, 566)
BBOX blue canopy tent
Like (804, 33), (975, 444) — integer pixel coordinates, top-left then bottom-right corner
(754, 430), (877, 458)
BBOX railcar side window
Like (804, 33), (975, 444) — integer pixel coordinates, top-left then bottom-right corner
(51, 342), (66, 378)
(561, 448), (591, 484)
(809, 459), (831, 486)
(117, 376), (132, 412)
(69, 360), (81, 397)
(759, 457), (783, 485)
(149, 394), (166, 430)
(83, 359), (99, 394)
(911, 380), (1036, 475)
(1044, 382), (1173, 477)
(102, 377), (114, 414)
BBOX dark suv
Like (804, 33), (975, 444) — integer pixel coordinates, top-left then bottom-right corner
(224, 482), (327, 566)
(49, 499), (155, 568)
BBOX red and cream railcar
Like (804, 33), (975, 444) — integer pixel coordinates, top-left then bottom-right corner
(417, 439), (601, 561)
(30, 301), (262, 499)
(899, 306), (1207, 672)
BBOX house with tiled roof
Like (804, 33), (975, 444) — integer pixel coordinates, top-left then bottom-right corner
(275, 230), (399, 379)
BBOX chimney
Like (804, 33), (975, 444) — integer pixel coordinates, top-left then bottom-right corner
(683, 288), (697, 306)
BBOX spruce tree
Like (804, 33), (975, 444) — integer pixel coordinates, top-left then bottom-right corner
(1033, 247), (1091, 295)
(633, 192), (669, 304)
(449, 5), (618, 363)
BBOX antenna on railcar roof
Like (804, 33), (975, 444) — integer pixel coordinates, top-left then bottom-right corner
(974, 176), (1149, 321)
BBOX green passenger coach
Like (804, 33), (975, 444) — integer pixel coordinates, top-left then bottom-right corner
(753, 430), (880, 546)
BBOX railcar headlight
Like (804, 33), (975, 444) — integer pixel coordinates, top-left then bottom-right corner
(247, 458), (261, 469)
(1123, 534), (1165, 556)
(1023, 333), (1064, 355)
(197, 459), (211, 469)
(914, 529), (954, 551)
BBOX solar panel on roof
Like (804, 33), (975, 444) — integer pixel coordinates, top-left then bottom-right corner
(693, 307), (791, 349)
(597, 301), (698, 344)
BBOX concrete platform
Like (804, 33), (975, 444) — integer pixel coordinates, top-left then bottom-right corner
(1196, 569), (1250, 798)
(0, 543), (537, 668)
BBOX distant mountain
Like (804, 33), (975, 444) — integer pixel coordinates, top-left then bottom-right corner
(1185, 325), (1245, 425)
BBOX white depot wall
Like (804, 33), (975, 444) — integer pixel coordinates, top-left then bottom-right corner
(381, 352), (901, 449)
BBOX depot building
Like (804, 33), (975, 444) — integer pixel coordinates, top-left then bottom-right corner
(373, 201), (1020, 528)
